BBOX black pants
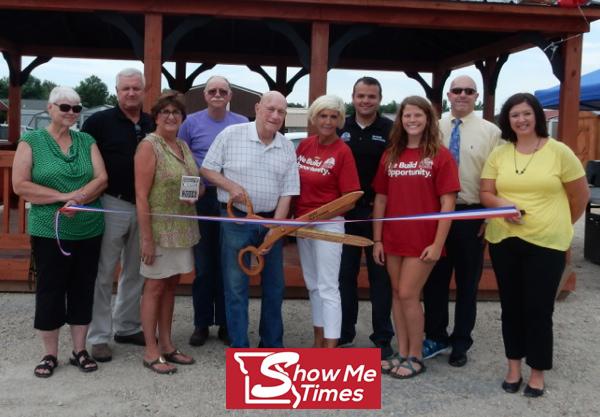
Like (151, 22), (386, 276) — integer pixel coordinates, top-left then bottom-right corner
(423, 214), (485, 353)
(192, 187), (226, 329)
(338, 205), (394, 344)
(489, 237), (565, 370)
(32, 235), (102, 331)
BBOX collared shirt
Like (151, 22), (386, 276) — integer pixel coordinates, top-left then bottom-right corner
(178, 109), (248, 169)
(202, 122), (300, 213)
(439, 111), (502, 205)
(338, 113), (392, 206)
(81, 106), (154, 203)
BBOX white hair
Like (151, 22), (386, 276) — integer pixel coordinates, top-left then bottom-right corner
(116, 68), (145, 88)
(308, 94), (346, 129)
(48, 86), (80, 105)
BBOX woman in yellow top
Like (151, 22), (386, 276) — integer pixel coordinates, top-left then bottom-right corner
(480, 93), (589, 398)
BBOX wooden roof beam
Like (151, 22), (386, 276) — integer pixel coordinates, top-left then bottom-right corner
(0, 1), (597, 32)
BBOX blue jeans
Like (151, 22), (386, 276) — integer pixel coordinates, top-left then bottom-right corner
(220, 209), (285, 348)
(192, 188), (226, 329)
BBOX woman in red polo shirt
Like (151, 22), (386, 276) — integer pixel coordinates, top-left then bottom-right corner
(373, 96), (459, 378)
(294, 94), (360, 348)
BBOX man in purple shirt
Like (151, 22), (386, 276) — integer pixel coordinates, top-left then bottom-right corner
(179, 76), (248, 346)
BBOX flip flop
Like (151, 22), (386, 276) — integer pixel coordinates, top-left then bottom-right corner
(143, 356), (177, 374)
(34, 354), (58, 378)
(390, 356), (426, 379)
(163, 349), (195, 365)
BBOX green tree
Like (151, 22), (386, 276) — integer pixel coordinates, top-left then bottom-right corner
(287, 102), (305, 108)
(75, 75), (109, 108)
(442, 99), (450, 113)
(0, 76), (56, 99)
(106, 94), (118, 107)
(474, 100), (484, 111)
(0, 77), (8, 98)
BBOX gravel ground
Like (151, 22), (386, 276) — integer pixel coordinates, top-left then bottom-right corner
(0, 218), (599, 417)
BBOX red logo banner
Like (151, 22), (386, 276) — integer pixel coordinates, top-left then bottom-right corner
(226, 348), (381, 409)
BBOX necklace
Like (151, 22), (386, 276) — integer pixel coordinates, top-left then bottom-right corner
(513, 138), (542, 175)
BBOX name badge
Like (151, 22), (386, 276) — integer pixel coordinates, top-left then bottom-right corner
(180, 176), (201, 201)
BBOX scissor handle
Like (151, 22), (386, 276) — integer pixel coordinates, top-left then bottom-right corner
(227, 192), (255, 218)
(238, 245), (264, 276)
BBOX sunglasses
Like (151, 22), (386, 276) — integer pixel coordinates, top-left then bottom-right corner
(206, 88), (230, 96)
(134, 124), (145, 140)
(450, 88), (477, 96)
(54, 103), (83, 113)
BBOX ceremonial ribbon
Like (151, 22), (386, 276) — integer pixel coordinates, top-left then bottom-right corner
(54, 205), (519, 256)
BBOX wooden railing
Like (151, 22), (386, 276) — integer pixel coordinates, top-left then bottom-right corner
(0, 149), (576, 298)
(0, 151), (31, 290)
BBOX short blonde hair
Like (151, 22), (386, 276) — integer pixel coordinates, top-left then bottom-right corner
(308, 94), (346, 129)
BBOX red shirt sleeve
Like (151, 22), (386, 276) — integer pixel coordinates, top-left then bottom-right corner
(372, 151), (389, 195)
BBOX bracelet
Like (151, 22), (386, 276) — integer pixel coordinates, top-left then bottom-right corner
(373, 240), (382, 243)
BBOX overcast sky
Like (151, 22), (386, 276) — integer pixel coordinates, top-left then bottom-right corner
(1, 19), (598, 112)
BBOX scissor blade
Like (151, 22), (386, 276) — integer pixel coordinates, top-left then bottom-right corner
(292, 228), (373, 247)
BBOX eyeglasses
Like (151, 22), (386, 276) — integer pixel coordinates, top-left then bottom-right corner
(205, 88), (230, 96)
(450, 88), (477, 96)
(159, 109), (183, 117)
(53, 103), (83, 113)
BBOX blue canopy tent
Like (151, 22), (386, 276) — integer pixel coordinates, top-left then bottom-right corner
(535, 69), (600, 110)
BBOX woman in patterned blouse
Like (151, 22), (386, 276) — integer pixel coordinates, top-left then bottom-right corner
(135, 91), (202, 374)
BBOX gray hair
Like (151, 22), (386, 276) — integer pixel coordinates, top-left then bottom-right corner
(48, 86), (81, 105)
(205, 75), (231, 89)
(116, 68), (145, 88)
(308, 94), (346, 129)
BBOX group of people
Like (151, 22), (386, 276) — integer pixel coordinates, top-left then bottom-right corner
(12, 68), (589, 397)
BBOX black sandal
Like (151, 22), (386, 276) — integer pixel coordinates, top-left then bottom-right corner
(69, 349), (98, 373)
(34, 354), (58, 378)
(390, 356), (426, 379)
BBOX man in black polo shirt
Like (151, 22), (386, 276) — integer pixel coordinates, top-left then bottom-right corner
(83, 68), (154, 362)
(338, 76), (394, 359)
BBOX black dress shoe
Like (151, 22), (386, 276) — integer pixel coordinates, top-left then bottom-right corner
(114, 331), (146, 346)
(523, 384), (545, 398)
(502, 377), (523, 393)
(448, 351), (468, 367)
(218, 326), (230, 346)
(189, 327), (209, 346)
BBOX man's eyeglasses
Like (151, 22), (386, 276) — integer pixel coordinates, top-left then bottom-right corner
(205, 88), (230, 97)
(159, 109), (183, 117)
(450, 88), (477, 96)
(53, 103), (83, 113)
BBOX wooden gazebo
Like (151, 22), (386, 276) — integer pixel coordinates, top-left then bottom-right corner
(1, 0), (599, 293)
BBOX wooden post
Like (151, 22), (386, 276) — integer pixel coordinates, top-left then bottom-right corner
(308, 22), (329, 105)
(7, 54), (21, 145)
(275, 64), (287, 96)
(143, 13), (163, 112)
(174, 60), (187, 92)
(557, 35), (582, 152)
(431, 70), (449, 119)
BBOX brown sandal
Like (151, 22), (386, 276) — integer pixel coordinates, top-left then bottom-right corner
(69, 350), (98, 373)
(163, 349), (195, 365)
(34, 354), (58, 378)
(143, 356), (177, 374)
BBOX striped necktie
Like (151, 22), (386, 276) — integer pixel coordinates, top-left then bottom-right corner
(449, 118), (462, 164)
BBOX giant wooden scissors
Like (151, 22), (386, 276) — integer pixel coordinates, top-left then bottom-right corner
(227, 190), (372, 276)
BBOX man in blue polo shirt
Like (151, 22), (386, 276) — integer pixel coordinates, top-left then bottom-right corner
(179, 75), (248, 347)
(337, 77), (394, 359)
